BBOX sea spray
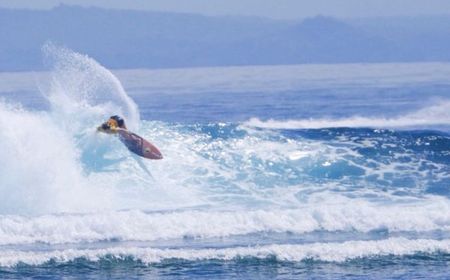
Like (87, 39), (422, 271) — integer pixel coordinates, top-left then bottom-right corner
(42, 42), (140, 131)
(0, 46), (197, 215)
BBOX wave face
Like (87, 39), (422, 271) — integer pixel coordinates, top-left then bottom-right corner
(0, 49), (450, 278)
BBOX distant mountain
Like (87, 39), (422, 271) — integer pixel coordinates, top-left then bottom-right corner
(350, 16), (450, 61)
(225, 16), (397, 64)
(1, 5), (450, 71)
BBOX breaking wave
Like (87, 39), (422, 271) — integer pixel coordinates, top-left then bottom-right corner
(0, 46), (449, 271)
(246, 100), (450, 130)
(1, 238), (450, 267)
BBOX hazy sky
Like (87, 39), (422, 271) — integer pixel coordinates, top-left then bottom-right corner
(1, 0), (450, 19)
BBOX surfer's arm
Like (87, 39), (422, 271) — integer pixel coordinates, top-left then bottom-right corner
(96, 120), (126, 134)
(97, 124), (119, 134)
(106, 126), (125, 134)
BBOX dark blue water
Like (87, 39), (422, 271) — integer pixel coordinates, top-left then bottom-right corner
(2, 254), (450, 280)
(6, 84), (450, 123)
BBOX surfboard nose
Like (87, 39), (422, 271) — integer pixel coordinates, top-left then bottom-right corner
(118, 129), (163, 160)
(144, 146), (163, 160)
(144, 148), (163, 159)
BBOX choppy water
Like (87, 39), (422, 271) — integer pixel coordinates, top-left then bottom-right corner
(0, 45), (450, 279)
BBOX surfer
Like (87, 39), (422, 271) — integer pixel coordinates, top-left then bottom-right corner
(96, 115), (163, 160)
(97, 115), (127, 134)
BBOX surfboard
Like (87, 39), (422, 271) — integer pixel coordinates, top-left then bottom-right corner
(117, 129), (163, 160)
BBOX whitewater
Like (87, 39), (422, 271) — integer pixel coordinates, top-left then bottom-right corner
(0, 46), (450, 278)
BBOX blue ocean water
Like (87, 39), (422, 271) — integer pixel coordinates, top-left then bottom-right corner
(0, 46), (450, 279)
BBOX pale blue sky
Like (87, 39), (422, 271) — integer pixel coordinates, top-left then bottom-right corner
(1, 0), (450, 19)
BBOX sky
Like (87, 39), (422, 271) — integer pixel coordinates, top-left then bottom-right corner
(1, 0), (450, 19)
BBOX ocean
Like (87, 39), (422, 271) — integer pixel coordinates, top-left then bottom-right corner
(0, 46), (450, 279)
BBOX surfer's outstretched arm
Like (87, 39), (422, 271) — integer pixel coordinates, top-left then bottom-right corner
(97, 115), (127, 134)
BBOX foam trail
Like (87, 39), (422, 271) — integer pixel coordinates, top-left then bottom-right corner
(1, 237), (449, 267)
(246, 100), (450, 130)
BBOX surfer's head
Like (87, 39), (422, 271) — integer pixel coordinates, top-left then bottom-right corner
(109, 115), (126, 129)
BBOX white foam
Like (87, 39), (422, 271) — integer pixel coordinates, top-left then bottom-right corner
(0, 103), (112, 215)
(245, 100), (450, 130)
(1, 194), (449, 246)
(0, 103), (205, 215)
(1, 237), (449, 267)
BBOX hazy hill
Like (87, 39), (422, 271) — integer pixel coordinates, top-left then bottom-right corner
(1, 5), (450, 71)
